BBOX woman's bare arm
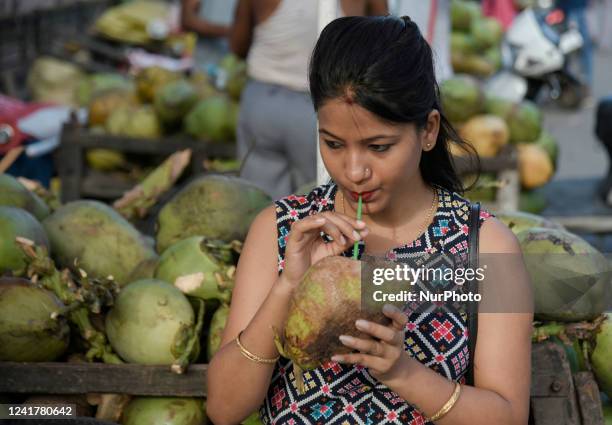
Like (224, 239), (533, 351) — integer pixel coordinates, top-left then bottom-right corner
(206, 205), (292, 425)
(230, 0), (254, 58)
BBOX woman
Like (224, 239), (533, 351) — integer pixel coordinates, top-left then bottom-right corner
(207, 16), (533, 425)
(230, 0), (388, 199)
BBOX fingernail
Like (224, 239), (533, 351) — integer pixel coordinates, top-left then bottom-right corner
(383, 304), (394, 314)
(352, 230), (361, 241)
(315, 218), (325, 224)
(356, 220), (366, 228)
(355, 319), (368, 329)
(340, 235), (347, 245)
(331, 355), (343, 362)
(360, 229), (369, 237)
(339, 335), (353, 344)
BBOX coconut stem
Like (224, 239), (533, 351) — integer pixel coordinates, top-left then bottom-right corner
(293, 364), (305, 395)
(172, 298), (205, 374)
(70, 308), (123, 364)
(16, 239), (123, 364)
(17, 176), (62, 211)
(113, 149), (192, 220)
(532, 323), (567, 342)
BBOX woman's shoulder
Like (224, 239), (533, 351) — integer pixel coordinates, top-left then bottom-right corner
(441, 187), (520, 254)
(274, 181), (337, 224)
(438, 186), (495, 228)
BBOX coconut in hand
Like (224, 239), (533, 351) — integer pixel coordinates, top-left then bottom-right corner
(274, 256), (390, 393)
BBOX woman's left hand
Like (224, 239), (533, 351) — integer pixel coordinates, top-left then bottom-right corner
(331, 304), (412, 385)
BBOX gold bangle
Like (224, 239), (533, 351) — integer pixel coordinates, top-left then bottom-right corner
(425, 381), (462, 422)
(235, 331), (279, 364)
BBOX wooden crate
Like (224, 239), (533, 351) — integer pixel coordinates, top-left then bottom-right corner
(0, 363), (207, 397)
(0, 0), (112, 97)
(452, 144), (520, 213)
(57, 117), (236, 203)
(0, 342), (605, 424)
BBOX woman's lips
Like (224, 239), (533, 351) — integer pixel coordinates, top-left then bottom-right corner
(349, 190), (377, 202)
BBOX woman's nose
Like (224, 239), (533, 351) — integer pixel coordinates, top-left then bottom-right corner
(346, 155), (371, 184)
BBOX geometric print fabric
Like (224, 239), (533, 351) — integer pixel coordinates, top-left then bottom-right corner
(261, 182), (493, 424)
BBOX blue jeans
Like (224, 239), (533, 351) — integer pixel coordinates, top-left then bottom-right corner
(566, 7), (594, 86)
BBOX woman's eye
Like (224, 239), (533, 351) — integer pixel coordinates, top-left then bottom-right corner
(369, 144), (391, 152)
(325, 140), (343, 149)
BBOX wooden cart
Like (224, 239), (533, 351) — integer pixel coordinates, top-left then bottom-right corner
(0, 342), (605, 424)
(56, 117), (237, 203)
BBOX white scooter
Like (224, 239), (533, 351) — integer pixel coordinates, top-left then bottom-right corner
(486, 4), (586, 108)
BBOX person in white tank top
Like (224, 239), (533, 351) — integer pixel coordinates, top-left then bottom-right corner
(230, 0), (388, 199)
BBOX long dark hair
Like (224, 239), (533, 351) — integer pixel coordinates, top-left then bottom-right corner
(309, 15), (478, 193)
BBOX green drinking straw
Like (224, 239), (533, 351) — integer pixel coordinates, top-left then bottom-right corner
(352, 195), (363, 260)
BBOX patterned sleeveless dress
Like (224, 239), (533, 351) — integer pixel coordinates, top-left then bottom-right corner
(260, 181), (493, 425)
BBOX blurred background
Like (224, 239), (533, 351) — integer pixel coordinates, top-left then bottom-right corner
(1, 0), (612, 240)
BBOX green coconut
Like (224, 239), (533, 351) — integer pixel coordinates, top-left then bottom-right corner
(451, 0), (481, 31)
(518, 190), (548, 214)
(484, 94), (512, 115)
(485, 97), (543, 143)
(226, 67), (247, 101)
(0, 277), (69, 362)
(105, 279), (201, 366)
(517, 228), (611, 322)
(604, 401), (612, 425)
(592, 314), (612, 399)
(107, 105), (162, 139)
(42, 200), (158, 286)
(484, 47), (503, 71)
(76, 73), (132, 107)
(153, 79), (199, 128)
(122, 397), (206, 425)
(242, 411), (263, 425)
(155, 236), (233, 303)
(184, 95), (236, 142)
(135, 66), (181, 103)
(534, 129), (559, 170)
(0, 206), (49, 273)
(156, 175), (271, 252)
(451, 32), (478, 55)
(275, 256), (389, 393)
(496, 211), (563, 236)
(0, 174), (50, 220)
(471, 17), (503, 49)
(207, 304), (230, 361)
(440, 75), (483, 123)
(452, 53), (496, 77)
(86, 149), (127, 171)
(508, 100), (543, 143)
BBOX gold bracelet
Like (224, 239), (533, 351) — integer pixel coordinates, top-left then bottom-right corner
(425, 381), (462, 422)
(235, 331), (279, 364)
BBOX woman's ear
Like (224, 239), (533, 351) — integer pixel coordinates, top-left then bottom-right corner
(422, 109), (441, 151)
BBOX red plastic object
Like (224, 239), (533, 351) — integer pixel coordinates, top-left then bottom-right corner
(0, 95), (51, 155)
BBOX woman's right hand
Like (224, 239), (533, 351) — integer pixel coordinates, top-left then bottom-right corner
(280, 211), (369, 288)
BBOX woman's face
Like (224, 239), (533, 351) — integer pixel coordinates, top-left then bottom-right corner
(318, 97), (439, 216)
